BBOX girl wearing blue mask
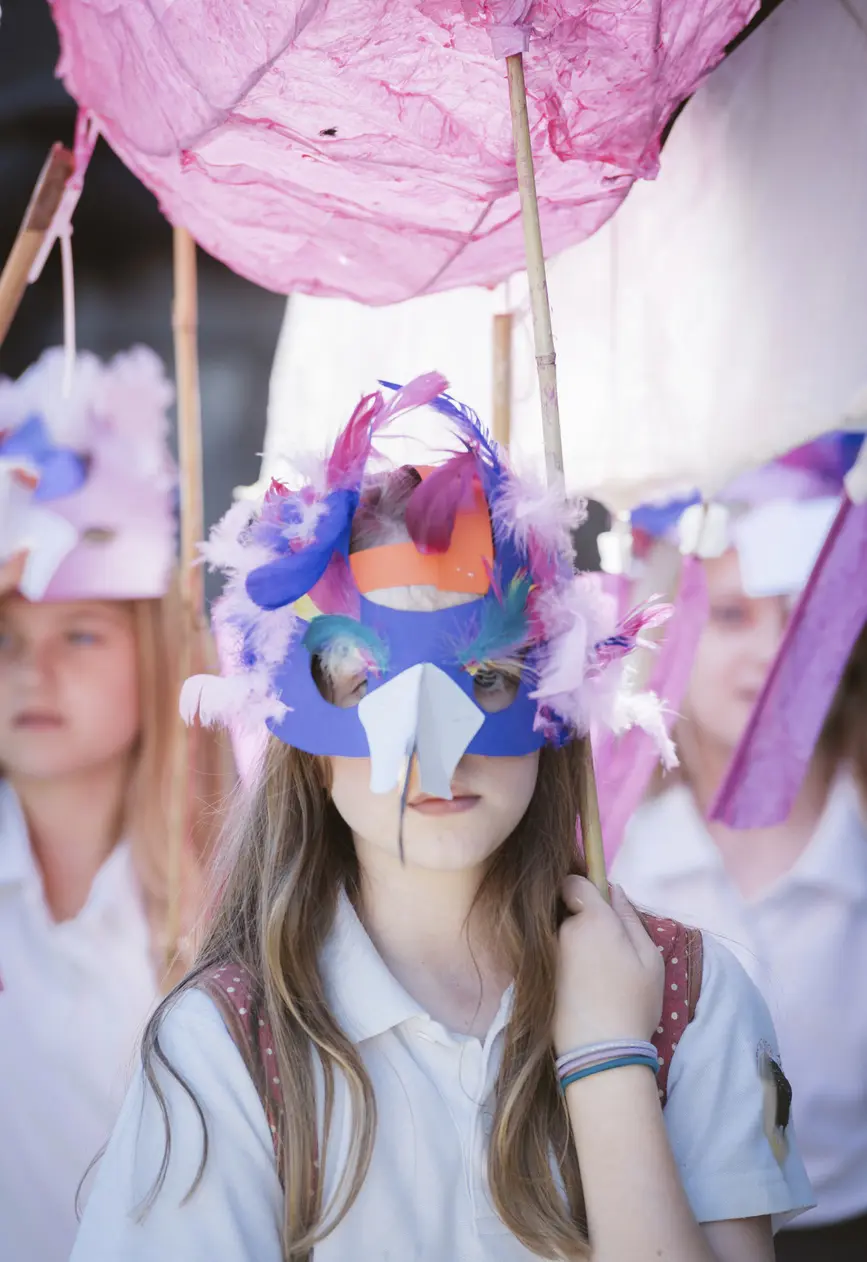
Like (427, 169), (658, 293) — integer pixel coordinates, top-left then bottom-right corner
(73, 376), (811, 1261)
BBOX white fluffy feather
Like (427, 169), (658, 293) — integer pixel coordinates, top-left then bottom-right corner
(612, 688), (679, 771)
(180, 671), (288, 729)
(199, 499), (261, 572)
(492, 468), (586, 563)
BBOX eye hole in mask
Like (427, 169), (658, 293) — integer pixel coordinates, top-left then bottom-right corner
(305, 614), (386, 710)
(468, 662), (522, 714)
(311, 655), (370, 709)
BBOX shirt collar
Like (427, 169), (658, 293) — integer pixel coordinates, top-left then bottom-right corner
(627, 775), (867, 904)
(320, 890), (517, 1047)
(320, 891), (427, 1043)
(0, 779), (143, 926)
(0, 780), (38, 887)
(781, 772), (867, 902)
(622, 783), (724, 886)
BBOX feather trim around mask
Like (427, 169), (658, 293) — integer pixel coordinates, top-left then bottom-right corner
(530, 574), (675, 756)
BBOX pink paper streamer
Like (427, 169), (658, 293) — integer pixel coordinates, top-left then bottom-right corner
(49, 1), (757, 304)
(711, 497), (867, 829)
(596, 555), (709, 862)
(599, 570), (631, 622)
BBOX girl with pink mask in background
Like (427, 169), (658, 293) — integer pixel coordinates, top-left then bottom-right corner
(613, 432), (867, 1262)
(0, 348), (232, 1262)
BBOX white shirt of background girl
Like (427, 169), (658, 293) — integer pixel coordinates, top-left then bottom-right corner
(613, 772), (867, 1228)
(0, 781), (158, 1262)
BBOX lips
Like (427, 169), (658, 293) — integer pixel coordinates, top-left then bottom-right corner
(407, 793), (481, 816)
(12, 712), (64, 729)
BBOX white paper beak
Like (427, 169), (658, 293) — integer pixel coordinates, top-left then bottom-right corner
(357, 663), (485, 798)
(0, 462), (79, 600)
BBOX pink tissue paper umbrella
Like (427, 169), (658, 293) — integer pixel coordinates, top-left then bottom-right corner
(43, 0), (759, 892)
(49, 1), (757, 305)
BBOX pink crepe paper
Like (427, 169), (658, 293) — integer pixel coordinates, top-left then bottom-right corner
(50, 1), (756, 304)
(711, 498), (867, 829)
(596, 554), (709, 861)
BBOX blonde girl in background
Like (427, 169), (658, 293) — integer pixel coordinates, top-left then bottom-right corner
(0, 348), (231, 1262)
(74, 376), (811, 1261)
(613, 433), (867, 1261)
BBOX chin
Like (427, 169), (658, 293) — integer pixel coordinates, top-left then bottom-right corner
(0, 738), (114, 783)
(396, 820), (505, 871)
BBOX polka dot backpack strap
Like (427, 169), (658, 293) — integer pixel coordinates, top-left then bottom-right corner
(200, 964), (285, 1167)
(640, 914), (704, 1108)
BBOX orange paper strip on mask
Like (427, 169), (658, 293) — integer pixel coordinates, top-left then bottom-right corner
(350, 471), (493, 596)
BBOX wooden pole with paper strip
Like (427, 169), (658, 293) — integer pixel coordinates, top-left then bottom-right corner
(165, 226), (207, 977)
(505, 52), (608, 898)
(0, 145), (74, 350)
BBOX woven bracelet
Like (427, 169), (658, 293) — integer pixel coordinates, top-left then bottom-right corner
(559, 1053), (660, 1092)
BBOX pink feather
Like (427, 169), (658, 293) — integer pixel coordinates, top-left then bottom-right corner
(326, 372), (449, 492)
(405, 452), (476, 554)
(326, 391), (381, 490)
(379, 372), (449, 423)
(308, 551), (360, 617)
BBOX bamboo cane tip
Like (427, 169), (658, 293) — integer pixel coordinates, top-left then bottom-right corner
(27, 145), (76, 234)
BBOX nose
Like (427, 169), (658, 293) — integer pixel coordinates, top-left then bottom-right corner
(753, 597), (788, 667)
(357, 663), (484, 797)
(8, 636), (53, 686)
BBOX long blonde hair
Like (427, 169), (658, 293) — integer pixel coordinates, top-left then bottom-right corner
(143, 462), (601, 1257)
(142, 733), (593, 1260)
(126, 578), (235, 977)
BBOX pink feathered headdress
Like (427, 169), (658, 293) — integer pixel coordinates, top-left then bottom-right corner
(0, 347), (177, 602)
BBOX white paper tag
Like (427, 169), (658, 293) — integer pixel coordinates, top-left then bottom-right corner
(358, 663), (484, 797)
(0, 461), (78, 599)
(733, 497), (839, 598)
(844, 443), (867, 505)
(678, 502), (730, 558)
(597, 517), (633, 575)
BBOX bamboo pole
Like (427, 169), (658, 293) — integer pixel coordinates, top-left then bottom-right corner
(492, 311), (514, 449)
(505, 53), (608, 898)
(0, 145), (74, 350)
(165, 226), (206, 977)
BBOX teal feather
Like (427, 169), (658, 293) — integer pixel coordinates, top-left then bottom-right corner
(303, 615), (389, 674)
(459, 573), (533, 669)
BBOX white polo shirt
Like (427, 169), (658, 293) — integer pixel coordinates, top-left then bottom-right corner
(0, 781), (158, 1262)
(71, 890), (812, 1261)
(613, 772), (867, 1228)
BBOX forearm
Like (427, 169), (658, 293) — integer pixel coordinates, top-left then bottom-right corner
(566, 1066), (716, 1262)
